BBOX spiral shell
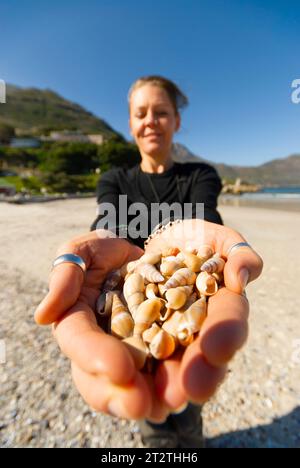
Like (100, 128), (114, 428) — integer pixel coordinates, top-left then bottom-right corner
(161, 247), (180, 257)
(145, 283), (159, 299)
(133, 298), (162, 335)
(164, 268), (196, 290)
(162, 311), (184, 338)
(123, 273), (145, 319)
(142, 322), (161, 344)
(138, 252), (162, 265)
(177, 297), (207, 340)
(96, 290), (115, 317)
(197, 244), (214, 262)
(135, 263), (164, 283)
(149, 328), (176, 360)
(201, 253), (225, 274)
(196, 271), (218, 296)
(110, 293), (134, 339)
(160, 258), (183, 276)
(102, 270), (121, 291)
(122, 335), (149, 370)
(165, 285), (193, 309)
(182, 252), (203, 272)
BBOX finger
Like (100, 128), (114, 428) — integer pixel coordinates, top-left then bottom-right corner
(35, 263), (85, 325)
(180, 338), (227, 403)
(72, 363), (152, 420)
(154, 349), (188, 411)
(223, 244), (264, 294)
(52, 302), (137, 385)
(142, 374), (172, 423)
(199, 287), (249, 367)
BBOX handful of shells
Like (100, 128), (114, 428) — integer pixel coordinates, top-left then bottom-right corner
(95, 245), (226, 372)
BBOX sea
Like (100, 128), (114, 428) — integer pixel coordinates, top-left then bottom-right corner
(219, 186), (300, 212)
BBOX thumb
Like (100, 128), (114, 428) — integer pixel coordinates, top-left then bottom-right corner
(224, 245), (263, 294)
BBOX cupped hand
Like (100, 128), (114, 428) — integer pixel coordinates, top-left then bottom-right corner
(35, 230), (170, 422)
(145, 219), (263, 408)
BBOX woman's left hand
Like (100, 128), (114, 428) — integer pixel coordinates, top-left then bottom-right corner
(144, 218), (263, 413)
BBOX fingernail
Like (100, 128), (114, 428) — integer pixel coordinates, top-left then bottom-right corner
(107, 399), (123, 418)
(239, 268), (249, 290)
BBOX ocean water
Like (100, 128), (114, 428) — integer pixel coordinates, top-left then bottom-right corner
(220, 187), (300, 212)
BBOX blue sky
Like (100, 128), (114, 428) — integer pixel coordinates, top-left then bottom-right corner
(1, 0), (299, 166)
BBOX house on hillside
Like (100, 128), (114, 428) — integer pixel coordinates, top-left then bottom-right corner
(10, 137), (41, 148)
(46, 131), (104, 145)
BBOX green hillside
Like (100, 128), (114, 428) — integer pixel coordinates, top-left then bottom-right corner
(0, 84), (121, 138)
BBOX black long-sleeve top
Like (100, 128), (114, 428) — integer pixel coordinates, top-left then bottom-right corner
(90, 162), (223, 249)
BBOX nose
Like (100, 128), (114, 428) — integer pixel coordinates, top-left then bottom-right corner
(144, 111), (158, 127)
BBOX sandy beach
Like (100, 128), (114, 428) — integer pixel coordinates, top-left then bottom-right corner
(0, 198), (299, 448)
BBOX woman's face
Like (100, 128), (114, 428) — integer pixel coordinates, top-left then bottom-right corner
(129, 84), (180, 159)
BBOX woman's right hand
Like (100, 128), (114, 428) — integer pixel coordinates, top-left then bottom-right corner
(34, 230), (173, 422)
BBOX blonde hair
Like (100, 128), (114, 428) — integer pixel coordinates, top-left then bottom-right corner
(128, 75), (189, 115)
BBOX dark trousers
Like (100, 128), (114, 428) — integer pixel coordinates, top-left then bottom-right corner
(139, 403), (204, 448)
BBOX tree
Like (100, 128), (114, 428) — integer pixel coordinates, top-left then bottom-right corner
(0, 123), (15, 144)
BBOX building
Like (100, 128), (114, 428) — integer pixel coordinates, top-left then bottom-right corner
(10, 137), (41, 148)
(48, 131), (104, 145)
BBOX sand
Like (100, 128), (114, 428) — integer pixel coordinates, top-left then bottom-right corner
(0, 198), (299, 447)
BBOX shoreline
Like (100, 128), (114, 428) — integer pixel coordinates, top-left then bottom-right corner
(219, 195), (300, 213)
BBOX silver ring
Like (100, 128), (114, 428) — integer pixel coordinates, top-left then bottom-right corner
(227, 242), (252, 257)
(52, 253), (86, 274)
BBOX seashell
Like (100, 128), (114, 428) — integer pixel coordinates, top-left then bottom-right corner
(201, 253), (225, 274)
(142, 322), (161, 344)
(96, 290), (115, 317)
(138, 252), (162, 265)
(123, 273), (145, 319)
(145, 283), (159, 299)
(196, 271), (218, 296)
(157, 281), (167, 297)
(160, 258), (183, 276)
(162, 311), (184, 338)
(135, 263), (164, 283)
(165, 285), (193, 309)
(96, 291), (106, 316)
(120, 259), (140, 277)
(133, 298), (162, 335)
(159, 307), (173, 322)
(122, 335), (150, 370)
(177, 297), (207, 337)
(185, 244), (198, 254)
(149, 329), (176, 360)
(179, 292), (198, 312)
(176, 251), (185, 262)
(110, 293), (134, 339)
(102, 270), (121, 291)
(212, 271), (224, 284)
(182, 252), (203, 272)
(164, 268), (196, 290)
(197, 244), (214, 262)
(177, 328), (194, 347)
(161, 247), (180, 257)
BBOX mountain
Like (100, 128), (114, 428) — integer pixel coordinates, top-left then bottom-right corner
(0, 84), (121, 138)
(172, 143), (300, 186)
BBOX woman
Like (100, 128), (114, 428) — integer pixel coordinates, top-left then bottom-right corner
(35, 76), (263, 448)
